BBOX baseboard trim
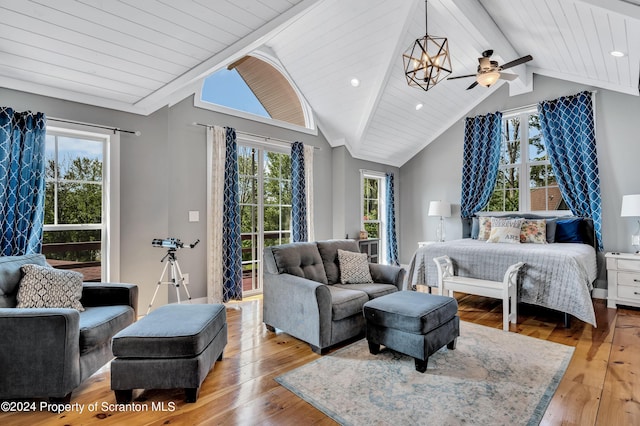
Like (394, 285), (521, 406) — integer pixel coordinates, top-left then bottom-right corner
(592, 287), (607, 300)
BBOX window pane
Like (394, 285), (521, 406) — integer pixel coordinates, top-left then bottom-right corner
(505, 189), (519, 211)
(57, 137), (103, 181)
(487, 189), (505, 211)
(263, 206), (279, 231)
(530, 187), (548, 211)
(263, 178), (279, 204)
(548, 186), (568, 210)
(503, 167), (519, 189)
(238, 146), (258, 175)
(367, 200), (379, 221)
(364, 222), (379, 239)
(42, 229), (102, 282)
(239, 176), (257, 205)
(45, 181), (55, 225)
(281, 206), (291, 230)
(529, 164), (547, 188)
(281, 180), (292, 205)
(240, 205), (257, 233)
(57, 182), (102, 224)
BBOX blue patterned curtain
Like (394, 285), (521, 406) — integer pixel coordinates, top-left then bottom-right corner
(538, 91), (602, 250)
(0, 108), (46, 255)
(460, 112), (502, 218)
(222, 127), (242, 301)
(291, 141), (307, 242)
(385, 172), (399, 265)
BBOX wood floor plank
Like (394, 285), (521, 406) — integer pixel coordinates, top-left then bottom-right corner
(1, 295), (639, 426)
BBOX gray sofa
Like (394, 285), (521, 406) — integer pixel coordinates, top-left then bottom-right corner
(263, 239), (405, 354)
(0, 254), (138, 402)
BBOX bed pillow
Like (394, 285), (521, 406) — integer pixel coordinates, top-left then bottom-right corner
(545, 218), (557, 243)
(520, 219), (548, 244)
(555, 218), (583, 243)
(471, 217), (479, 239)
(337, 249), (373, 284)
(487, 217), (524, 244)
(477, 216), (492, 241)
(16, 264), (85, 311)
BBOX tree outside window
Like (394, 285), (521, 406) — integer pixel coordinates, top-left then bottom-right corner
(363, 177), (380, 238)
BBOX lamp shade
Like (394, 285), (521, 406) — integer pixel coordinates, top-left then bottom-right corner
(621, 194), (640, 217)
(428, 201), (451, 217)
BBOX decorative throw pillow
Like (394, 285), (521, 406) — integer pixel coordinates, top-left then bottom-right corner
(487, 217), (524, 244)
(545, 218), (557, 243)
(477, 216), (492, 241)
(337, 249), (373, 284)
(555, 218), (584, 243)
(17, 264), (85, 311)
(471, 217), (479, 239)
(520, 219), (548, 244)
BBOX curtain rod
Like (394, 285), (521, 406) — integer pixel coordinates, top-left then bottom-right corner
(48, 117), (141, 136)
(192, 122), (320, 150)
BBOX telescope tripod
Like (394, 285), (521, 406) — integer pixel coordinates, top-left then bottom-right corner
(147, 249), (192, 315)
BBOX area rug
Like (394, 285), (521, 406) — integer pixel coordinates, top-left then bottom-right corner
(276, 321), (574, 426)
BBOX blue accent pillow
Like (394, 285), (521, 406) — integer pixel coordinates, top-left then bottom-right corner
(555, 218), (583, 243)
(471, 217), (479, 239)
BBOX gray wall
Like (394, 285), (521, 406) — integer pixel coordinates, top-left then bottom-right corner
(399, 74), (640, 290)
(0, 88), (338, 311)
(331, 146), (400, 240)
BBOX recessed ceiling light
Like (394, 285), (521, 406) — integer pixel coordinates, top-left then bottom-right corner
(415, 103), (424, 111)
(350, 78), (360, 87)
(610, 50), (625, 57)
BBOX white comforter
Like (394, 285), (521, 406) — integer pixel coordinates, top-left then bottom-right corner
(407, 239), (597, 326)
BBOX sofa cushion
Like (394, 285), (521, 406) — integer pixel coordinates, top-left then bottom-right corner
(334, 283), (398, 300)
(0, 253), (48, 308)
(327, 286), (369, 321)
(337, 249), (373, 284)
(363, 291), (458, 335)
(271, 242), (328, 284)
(79, 305), (135, 354)
(112, 304), (226, 358)
(316, 240), (361, 284)
(17, 264), (85, 311)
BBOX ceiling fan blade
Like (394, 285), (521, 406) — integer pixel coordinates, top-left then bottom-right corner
(500, 55), (533, 70)
(447, 74), (476, 80)
(499, 72), (518, 81)
(466, 81), (479, 90)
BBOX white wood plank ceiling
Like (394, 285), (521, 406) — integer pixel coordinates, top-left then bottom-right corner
(0, 0), (638, 166)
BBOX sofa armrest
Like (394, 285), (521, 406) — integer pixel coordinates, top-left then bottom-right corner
(263, 272), (332, 348)
(0, 308), (81, 399)
(369, 263), (406, 290)
(81, 283), (139, 317)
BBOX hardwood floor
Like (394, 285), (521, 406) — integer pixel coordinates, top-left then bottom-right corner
(1, 294), (638, 425)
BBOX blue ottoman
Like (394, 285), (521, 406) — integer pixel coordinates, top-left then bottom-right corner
(363, 291), (459, 372)
(111, 304), (227, 402)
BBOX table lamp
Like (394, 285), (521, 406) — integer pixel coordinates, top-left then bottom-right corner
(621, 194), (640, 253)
(428, 201), (451, 242)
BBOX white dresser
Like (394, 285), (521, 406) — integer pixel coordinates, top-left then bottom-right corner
(605, 252), (640, 309)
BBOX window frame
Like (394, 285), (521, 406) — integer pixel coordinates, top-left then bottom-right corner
(43, 125), (120, 282)
(194, 51), (318, 136)
(483, 108), (568, 216)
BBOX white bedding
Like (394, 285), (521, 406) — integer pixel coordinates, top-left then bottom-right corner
(407, 239), (597, 326)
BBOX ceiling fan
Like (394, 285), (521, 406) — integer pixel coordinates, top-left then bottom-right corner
(448, 50), (533, 90)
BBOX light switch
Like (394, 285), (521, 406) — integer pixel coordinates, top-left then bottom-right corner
(189, 211), (200, 222)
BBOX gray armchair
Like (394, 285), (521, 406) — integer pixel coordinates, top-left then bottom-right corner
(263, 240), (405, 354)
(0, 254), (138, 402)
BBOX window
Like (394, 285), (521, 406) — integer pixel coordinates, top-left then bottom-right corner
(238, 143), (291, 295)
(362, 177), (381, 238)
(195, 53), (316, 133)
(361, 171), (391, 263)
(43, 126), (119, 282)
(485, 110), (568, 213)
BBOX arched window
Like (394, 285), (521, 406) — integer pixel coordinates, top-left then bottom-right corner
(196, 53), (315, 132)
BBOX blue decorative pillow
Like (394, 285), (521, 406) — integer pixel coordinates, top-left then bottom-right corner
(555, 218), (583, 243)
(471, 217), (479, 239)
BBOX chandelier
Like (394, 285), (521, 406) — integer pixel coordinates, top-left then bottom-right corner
(402, 0), (452, 91)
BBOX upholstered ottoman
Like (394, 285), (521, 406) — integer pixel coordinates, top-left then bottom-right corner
(363, 291), (459, 373)
(111, 304), (227, 403)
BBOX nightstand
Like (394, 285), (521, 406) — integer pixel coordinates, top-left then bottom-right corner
(605, 252), (640, 309)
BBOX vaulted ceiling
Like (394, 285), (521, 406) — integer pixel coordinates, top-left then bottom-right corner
(1, 0), (638, 166)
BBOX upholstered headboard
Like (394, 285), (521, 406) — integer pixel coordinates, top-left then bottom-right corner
(461, 214), (596, 249)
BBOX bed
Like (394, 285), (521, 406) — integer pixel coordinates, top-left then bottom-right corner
(406, 215), (598, 327)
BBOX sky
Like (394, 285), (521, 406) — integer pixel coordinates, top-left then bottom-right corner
(201, 68), (270, 118)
